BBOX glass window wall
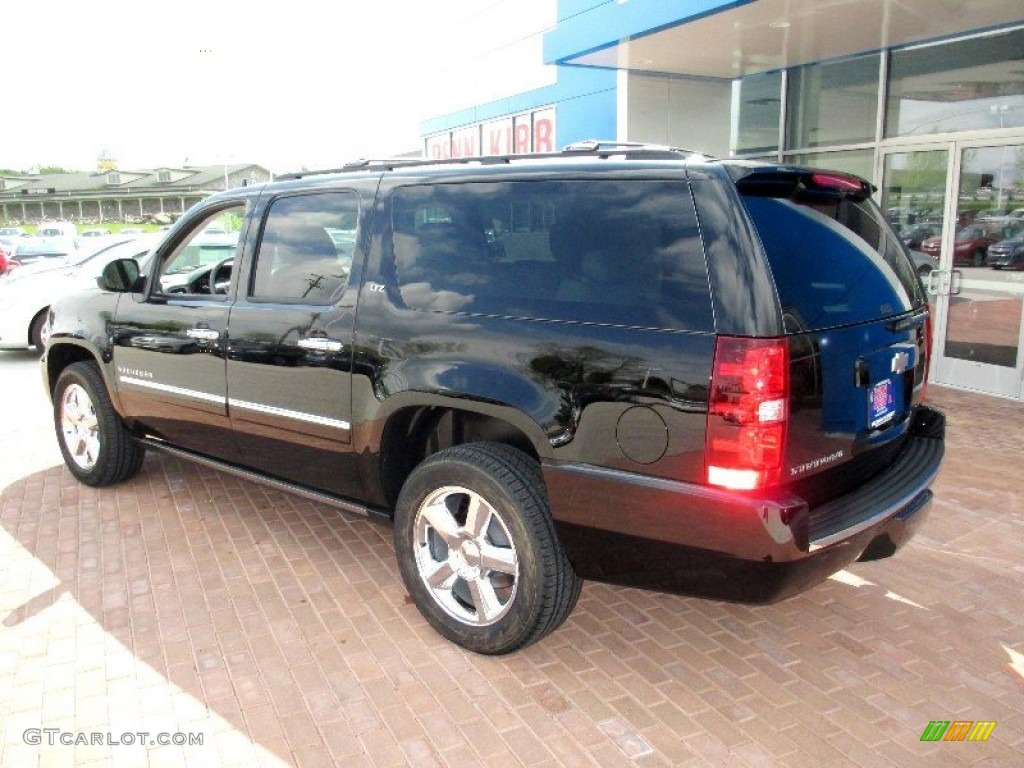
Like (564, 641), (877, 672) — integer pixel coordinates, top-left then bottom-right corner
(783, 149), (875, 180)
(731, 71), (782, 155)
(886, 27), (1024, 138)
(786, 54), (879, 149)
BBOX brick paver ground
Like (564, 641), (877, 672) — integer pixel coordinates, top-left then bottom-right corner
(1, 349), (1022, 767)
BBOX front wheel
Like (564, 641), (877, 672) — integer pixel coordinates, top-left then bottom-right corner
(972, 249), (986, 267)
(53, 361), (146, 486)
(394, 443), (580, 654)
(30, 309), (49, 354)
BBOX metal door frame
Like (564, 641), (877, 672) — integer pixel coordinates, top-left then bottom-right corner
(878, 137), (1024, 400)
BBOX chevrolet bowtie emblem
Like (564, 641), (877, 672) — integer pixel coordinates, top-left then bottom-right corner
(891, 351), (910, 375)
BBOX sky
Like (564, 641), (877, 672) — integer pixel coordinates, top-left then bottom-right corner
(2, 0), (555, 175)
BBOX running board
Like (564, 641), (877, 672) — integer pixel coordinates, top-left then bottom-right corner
(138, 438), (392, 523)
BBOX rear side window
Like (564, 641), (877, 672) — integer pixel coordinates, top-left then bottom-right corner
(388, 180), (712, 331)
(742, 192), (924, 331)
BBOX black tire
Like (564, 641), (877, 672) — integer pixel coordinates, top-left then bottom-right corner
(53, 361), (145, 487)
(972, 249), (985, 267)
(393, 442), (581, 654)
(917, 264), (932, 278)
(30, 309), (49, 354)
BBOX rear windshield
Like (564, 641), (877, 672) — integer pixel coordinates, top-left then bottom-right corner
(742, 192), (924, 331)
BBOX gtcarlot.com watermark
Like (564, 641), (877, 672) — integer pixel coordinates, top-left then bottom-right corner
(24, 729), (203, 747)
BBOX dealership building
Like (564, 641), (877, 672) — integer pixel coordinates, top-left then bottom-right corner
(422, 0), (1024, 401)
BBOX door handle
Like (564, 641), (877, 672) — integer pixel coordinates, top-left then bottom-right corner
(950, 269), (963, 296)
(928, 269), (954, 297)
(297, 337), (343, 352)
(186, 327), (220, 341)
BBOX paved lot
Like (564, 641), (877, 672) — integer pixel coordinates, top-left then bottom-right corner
(1, 348), (1022, 767)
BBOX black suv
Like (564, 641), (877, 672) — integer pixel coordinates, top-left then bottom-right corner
(43, 143), (944, 654)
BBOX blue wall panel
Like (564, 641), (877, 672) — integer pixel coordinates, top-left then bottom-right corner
(420, 66), (617, 149)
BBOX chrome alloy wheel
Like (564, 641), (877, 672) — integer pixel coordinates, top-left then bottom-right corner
(412, 485), (519, 626)
(60, 383), (100, 471)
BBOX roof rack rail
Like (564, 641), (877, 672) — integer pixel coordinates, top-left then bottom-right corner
(275, 140), (711, 181)
(276, 158), (424, 180)
(562, 139), (711, 158)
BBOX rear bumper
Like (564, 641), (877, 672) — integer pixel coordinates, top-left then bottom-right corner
(543, 405), (944, 602)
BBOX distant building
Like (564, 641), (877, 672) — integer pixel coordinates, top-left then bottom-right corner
(0, 164), (272, 223)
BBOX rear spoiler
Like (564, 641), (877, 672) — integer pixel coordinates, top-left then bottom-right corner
(729, 166), (874, 204)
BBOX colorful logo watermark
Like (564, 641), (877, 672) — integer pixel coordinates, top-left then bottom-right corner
(920, 721), (996, 742)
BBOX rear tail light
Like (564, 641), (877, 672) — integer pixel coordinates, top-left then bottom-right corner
(706, 337), (789, 491)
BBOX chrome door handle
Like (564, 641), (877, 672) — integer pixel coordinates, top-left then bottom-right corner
(297, 337), (343, 352)
(186, 328), (220, 341)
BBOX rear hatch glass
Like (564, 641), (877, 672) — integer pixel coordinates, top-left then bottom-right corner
(732, 166), (929, 501)
(737, 171), (925, 330)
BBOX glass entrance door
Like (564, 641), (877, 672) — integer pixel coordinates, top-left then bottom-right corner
(932, 142), (1024, 398)
(881, 141), (1024, 399)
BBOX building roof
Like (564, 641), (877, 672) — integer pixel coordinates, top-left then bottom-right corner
(0, 164), (270, 199)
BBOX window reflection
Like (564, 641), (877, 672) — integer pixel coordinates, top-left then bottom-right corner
(886, 28), (1024, 137)
(786, 54), (879, 149)
(783, 149), (875, 180)
(731, 71), (782, 155)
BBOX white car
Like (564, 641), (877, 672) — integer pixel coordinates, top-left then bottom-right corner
(0, 235), (159, 352)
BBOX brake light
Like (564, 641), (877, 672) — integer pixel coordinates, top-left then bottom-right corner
(706, 337), (789, 491)
(810, 173), (863, 193)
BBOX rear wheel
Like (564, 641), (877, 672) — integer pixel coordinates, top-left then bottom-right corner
(972, 249), (986, 267)
(394, 443), (580, 654)
(53, 361), (145, 486)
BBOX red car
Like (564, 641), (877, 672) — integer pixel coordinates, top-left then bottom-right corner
(0, 243), (20, 275)
(920, 226), (999, 266)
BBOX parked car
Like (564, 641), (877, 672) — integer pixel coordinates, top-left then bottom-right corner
(0, 226), (29, 254)
(37, 221), (79, 241)
(0, 236), (158, 352)
(44, 144), (944, 654)
(898, 223), (938, 250)
(81, 228), (113, 238)
(11, 235), (79, 266)
(974, 208), (1010, 221)
(919, 226), (998, 266)
(987, 225), (1024, 270)
(909, 249), (938, 278)
(0, 225), (27, 241)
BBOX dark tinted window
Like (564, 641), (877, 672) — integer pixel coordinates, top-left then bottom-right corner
(389, 180), (712, 331)
(251, 192), (357, 303)
(743, 193), (924, 331)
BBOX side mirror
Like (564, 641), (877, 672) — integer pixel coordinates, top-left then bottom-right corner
(98, 258), (144, 292)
